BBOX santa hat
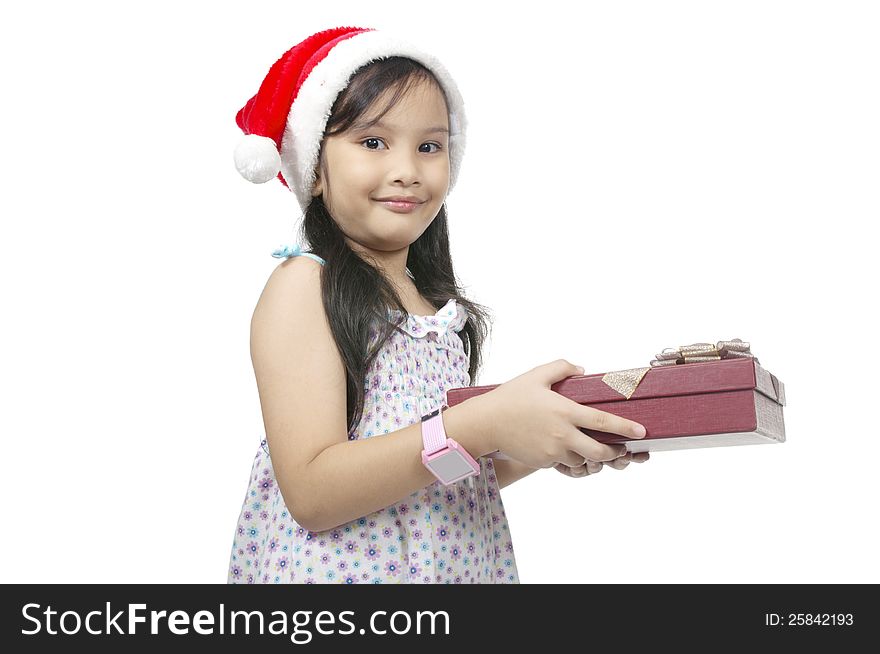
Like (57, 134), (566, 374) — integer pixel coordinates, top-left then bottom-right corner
(233, 26), (467, 212)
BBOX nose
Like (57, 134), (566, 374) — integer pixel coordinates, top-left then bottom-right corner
(388, 148), (421, 186)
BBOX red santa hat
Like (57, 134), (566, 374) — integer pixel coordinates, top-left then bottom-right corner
(233, 26), (467, 212)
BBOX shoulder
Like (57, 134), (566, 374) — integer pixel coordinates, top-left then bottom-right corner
(257, 256), (324, 310)
(272, 253), (324, 282)
(251, 255), (332, 355)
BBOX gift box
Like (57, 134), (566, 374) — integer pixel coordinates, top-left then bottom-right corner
(445, 340), (786, 453)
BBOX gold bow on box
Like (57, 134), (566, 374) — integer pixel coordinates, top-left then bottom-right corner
(601, 338), (757, 400)
(649, 338), (757, 367)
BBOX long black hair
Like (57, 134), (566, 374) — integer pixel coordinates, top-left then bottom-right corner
(294, 56), (493, 437)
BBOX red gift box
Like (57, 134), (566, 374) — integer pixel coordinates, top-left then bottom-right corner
(444, 357), (786, 453)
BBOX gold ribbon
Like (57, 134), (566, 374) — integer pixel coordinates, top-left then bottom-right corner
(600, 338), (757, 399)
(649, 338), (757, 367)
(601, 367), (651, 400)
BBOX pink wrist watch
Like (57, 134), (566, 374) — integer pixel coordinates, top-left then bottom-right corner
(420, 404), (480, 486)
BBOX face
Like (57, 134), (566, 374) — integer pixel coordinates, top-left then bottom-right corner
(311, 78), (451, 264)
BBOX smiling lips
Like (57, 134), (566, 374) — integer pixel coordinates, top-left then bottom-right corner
(375, 195), (424, 203)
(374, 196), (425, 213)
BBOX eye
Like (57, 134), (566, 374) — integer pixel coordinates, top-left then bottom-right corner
(360, 138), (444, 153)
(361, 137), (386, 150)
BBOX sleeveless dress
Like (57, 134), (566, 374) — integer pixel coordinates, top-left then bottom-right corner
(226, 245), (519, 584)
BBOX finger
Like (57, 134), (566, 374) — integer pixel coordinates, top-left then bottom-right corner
(606, 451), (651, 469)
(574, 405), (647, 441)
(567, 430), (629, 462)
(556, 461), (601, 478)
(542, 359), (585, 386)
(558, 450), (588, 468)
(554, 463), (583, 478)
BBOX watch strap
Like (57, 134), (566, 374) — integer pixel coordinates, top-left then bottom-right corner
(421, 405), (448, 455)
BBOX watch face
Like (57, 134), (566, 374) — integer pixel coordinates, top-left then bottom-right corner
(427, 450), (476, 481)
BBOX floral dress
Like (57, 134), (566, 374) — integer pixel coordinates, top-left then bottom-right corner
(227, 246), (519, 584)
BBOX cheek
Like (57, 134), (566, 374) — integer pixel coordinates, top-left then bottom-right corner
(435, 159), (451, 188)
(344, 158), (381, 184)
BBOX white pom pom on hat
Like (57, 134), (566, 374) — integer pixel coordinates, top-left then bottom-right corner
(233, 26), (467, 213)
(233, 134), (282, 184)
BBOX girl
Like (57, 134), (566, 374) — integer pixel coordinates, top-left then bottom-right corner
(228, 26), (649, 584)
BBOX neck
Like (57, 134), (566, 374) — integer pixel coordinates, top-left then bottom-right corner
(345, 239), (414, 287)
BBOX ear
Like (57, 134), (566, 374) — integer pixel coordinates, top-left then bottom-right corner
(311, 168), (323, 197)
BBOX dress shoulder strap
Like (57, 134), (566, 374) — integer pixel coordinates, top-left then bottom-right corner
(271, 244), (326, 266)
(271, 245), (414, 276)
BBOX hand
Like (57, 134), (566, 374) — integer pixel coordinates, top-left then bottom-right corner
(479, 359), (648, 470)
(555, 451), (650, 478)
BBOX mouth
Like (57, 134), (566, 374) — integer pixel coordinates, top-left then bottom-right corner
(374, 196), (424, 203)
(373, 198), (425, 213)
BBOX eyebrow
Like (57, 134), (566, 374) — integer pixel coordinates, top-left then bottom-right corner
(354, 120), (449, 134)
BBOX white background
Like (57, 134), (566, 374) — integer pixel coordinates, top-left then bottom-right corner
(2, 0), (878, 584)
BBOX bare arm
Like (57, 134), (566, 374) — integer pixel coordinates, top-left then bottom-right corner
(492, 458), (542, 490)
(251, 257), (497, 534)
(305, 396), (496, 532)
